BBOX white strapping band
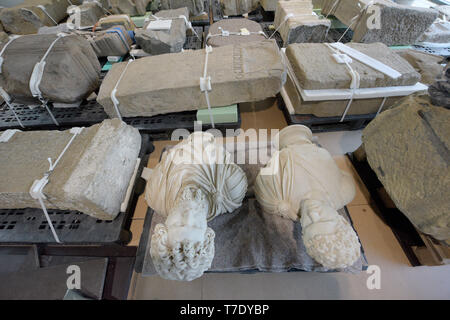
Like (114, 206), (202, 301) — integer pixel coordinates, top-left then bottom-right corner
(37, 5), (58, 25)
(0, 87), (24, 128)
(200, 46), (215, 128)
(0, 35), (20, 73)
(0, 129), (21, 142)
(111, 58), (135, 120)
(206, 27), (267, 42)
(29, 127), (84, 243)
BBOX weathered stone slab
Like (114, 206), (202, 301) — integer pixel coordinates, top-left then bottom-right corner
(0, 0), (71, 35)
(274, 0), (330, 46)
(0, 119), (141, 220)
(321, 0), (438, 46)
(261, 0), (279, 11)
(160, 0), (204, 16)
(362, 95), (450, 241)
(220, 0), (260, 16)
(285, 42), (420, 90)
(90, 26), (133, 57)
(97, 40), (286, 117)
(206, 18), (266, 47)
(76, 2), (106, 28)
(0, 34), (101, 105)
(109, 0), (151, 16)
(417, 20), (450, 44)
(396, 49), (444, 85)
(283, 70), (405, 117)
(135, 7), (188, 55)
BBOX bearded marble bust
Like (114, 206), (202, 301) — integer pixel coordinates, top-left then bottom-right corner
(255, 125), (361, 269)
(145, 132), (248, 281)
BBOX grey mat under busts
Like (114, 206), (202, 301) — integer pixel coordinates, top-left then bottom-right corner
(142, 198), (367, 276)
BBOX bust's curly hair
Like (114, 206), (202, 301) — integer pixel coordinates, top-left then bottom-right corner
(150, 224), (215, 281)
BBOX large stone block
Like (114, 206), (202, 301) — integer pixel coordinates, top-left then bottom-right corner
(321, 0), (438, 46)
(135, 7), (188, 55)
(0, 34), (101, 105)
(0, 119), (141, 220)
(261, 0), (279, 11)
(75, 1), (106, 28)
(206, 18), (266, 47)
(0, 0), (70, 35)
(97, 40), (286, 117)
(285, 42), (420, 90)
(396, 49), (445, 85)
(219, 0), (260, 16)
(109, 0), (151, 16)
(274, 0), (330, 46)
(362, 95), (450, 241)
(160, 0), (204, 16)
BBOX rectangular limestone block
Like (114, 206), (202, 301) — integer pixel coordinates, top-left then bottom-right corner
(97, 40), (286, 118)
(0, 0), (70, 35)
(321, 0), (438, 46)
(285, 42), (420, 90)
(0, 120), (141, 220)
(0, 34), (101, 105)
(274, 0), (330, 46)
(160, 0), (204, 16)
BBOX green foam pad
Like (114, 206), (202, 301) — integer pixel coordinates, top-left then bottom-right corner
(196, 105), (238, 124)
(131, 12), (152, 28)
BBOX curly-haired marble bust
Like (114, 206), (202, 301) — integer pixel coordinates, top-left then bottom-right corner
(145, 132), (247, 281)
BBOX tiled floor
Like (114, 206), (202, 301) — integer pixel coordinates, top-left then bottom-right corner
(128, 102), (450, 300)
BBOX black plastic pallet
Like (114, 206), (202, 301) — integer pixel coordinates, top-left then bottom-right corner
(347, 153), (425, 267)
(277, 94), (375, 133)
(0, 134), (154, 245)
(0, 101), (241, 138)
(259, 22), (283, 48)
(184, 26), (204, 50)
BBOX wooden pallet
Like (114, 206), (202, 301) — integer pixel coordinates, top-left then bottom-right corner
(348, 150), (450, 267)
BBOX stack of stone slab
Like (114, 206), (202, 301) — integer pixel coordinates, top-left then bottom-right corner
(274, 0), (330, 46)
(282, 42), (424, 117)
(109, 0), (151, 16)
(160, 0), (204, 16)
(220, 0), (260, 16)
(89, 25), (133, 57)
(362, 94), (450, 242)
(206, 18), (266, 47)
(97, 40), (285, 118)
(96, 14), (136, 31)
(0, 34), (101, 106)
(321, 0), (438, 46)
(396, 49), (445, 85)
(0, 0), (81, 35)
(135, 7), (188, 55)
(0, 119), (141, 221)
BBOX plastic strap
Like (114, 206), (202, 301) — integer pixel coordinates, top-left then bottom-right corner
(206, 27), (267, 42)
(111, 59), (134, 120)
(0, 87), (24, 128)
(29, 127), (84, 243)
(375, 97), (387, 116)
(37, 5), (58, 25)
(269, 13), (294, 40)
(336, 1), (374, 43)
(200, 46), (215, 128)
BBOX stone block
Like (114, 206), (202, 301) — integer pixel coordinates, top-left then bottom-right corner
(219, 0), (260, 16)
(206, 18), (266, 47)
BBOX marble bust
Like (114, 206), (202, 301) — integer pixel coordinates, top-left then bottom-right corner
(255, 125), (361, 269)
(145, 132), (247, 281)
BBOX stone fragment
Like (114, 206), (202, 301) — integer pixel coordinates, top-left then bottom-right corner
(428, 64), (450, 107)
(274, 0), (330, 46)
(109, 0), (151, 16)
(206, 18), (266, 47)
(0, 0), (71, 35)
(97, 40), (286, 117)
(0, 119), (142, 220)
(219, 0), (260, 16)
(396, 49), (444, 85)
(74, 1), (106, 28)
(285, 42), (420, 90)
(90, 25), (133, 57)
(417, 20), (450, 43)
(362, 95), (450, 241)
(321, 0), (439, 46)
(160, 0), (204, 16)
(0, 34), (101, 105)
(135, 7), (188, 55)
